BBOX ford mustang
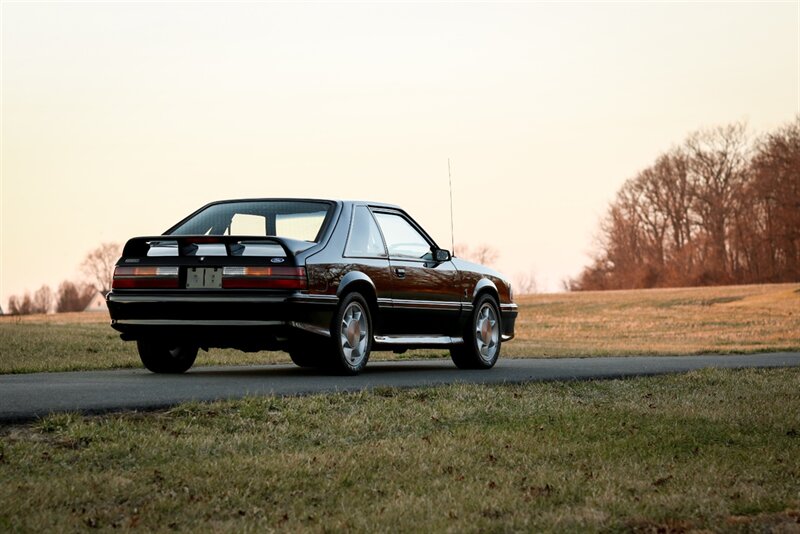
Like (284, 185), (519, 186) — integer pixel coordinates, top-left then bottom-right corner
(107, 199), (517, 375)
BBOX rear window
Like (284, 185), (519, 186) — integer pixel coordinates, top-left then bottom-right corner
(170, 201), (333, 242)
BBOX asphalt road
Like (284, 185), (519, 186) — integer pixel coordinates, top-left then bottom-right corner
(1, 352), (799, 423)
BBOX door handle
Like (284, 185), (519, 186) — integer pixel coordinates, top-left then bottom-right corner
(394, 267), (406, 279)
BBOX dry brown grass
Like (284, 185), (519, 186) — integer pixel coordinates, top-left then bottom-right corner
(505, 283), (800, 357)
(0, 311), (109, 324)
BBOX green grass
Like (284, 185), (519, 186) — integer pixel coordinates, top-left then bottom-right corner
(1, 368), (799, 531)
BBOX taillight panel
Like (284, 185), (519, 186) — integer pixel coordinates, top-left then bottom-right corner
(222, 267), (307, 289)
(112, 266), (180, 289)
(112, 265), (308, 290)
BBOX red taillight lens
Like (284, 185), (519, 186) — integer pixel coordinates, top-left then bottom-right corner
(112, 266), (179, 289)
(222, 266), (307, 289)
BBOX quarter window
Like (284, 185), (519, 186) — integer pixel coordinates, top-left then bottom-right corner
(373, 212), (431, 259)
(345, 206), (387, 257)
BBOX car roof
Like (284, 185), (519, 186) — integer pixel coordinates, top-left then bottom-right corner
(203, 198), (403, 210)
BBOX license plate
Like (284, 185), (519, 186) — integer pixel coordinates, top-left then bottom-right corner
(186, 267), (222, 289)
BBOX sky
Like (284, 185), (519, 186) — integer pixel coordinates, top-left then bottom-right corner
(1, 1), (798, 306)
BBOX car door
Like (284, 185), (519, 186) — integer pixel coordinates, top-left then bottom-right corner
(371, 209), (462, 336)
(342, 205), (394, 329)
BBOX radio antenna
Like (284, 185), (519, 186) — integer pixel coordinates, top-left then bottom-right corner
(448, 158), (455, 253)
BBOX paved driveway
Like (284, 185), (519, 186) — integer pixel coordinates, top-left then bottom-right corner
(1, 353), (799, 423)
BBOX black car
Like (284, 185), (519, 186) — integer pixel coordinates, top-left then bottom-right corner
(108, 199), (517, 375)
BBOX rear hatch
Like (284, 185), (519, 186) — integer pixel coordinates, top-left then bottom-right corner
(112, 235), (313, 291)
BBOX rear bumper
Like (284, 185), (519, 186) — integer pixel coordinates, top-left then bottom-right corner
(107, 291), (338, 348)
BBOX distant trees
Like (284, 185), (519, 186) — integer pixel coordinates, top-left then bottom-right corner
(513, 271), (538, 295)
(7, 285), (53, 315)
(570, 117), (800, 290)
(741, 120), (800, 282)
(5, 243), (120, 315)
(55, 281), (96, 313)
(82, 242), (122, 295)
(454, 243), (499, 266)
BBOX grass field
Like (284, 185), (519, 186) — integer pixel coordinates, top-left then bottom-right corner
(2, 286), (798, 531)
(1, 283), (798, 374)
(508, 283), (800, 357)
(1, 368), (799, 531)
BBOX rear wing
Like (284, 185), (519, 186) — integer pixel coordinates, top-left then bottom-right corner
(121, 235), (315, 261)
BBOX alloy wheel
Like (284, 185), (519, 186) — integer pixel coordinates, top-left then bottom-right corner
(475, 302), (499, 363)
(340, 301), (369, 367)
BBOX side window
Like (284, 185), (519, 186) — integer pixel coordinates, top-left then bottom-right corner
(345, 206), (387, 257)
(373, 212), (431, 260)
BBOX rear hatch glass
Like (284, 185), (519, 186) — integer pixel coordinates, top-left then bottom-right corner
(169, 200), (332, 243)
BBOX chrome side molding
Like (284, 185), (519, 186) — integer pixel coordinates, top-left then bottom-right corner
(373, 335), (464, 346)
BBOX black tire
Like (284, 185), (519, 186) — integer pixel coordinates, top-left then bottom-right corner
(137, 340), (198, 374)
(288, 337), (328, 368)
(450, 293), (502, 370)
(329, 292), (373, 375)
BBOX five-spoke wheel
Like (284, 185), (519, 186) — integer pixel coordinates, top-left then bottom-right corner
(330, 292), (373, 375)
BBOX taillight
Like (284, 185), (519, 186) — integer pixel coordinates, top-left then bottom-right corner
(112, 266), (180, 289)
(222, 266), (307, 289)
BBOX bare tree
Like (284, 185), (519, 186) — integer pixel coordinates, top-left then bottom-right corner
(571, 118), (800, 290)
(81, 243), (122, 295)
(8, 292), (34, 315)
(454, 243), (499, 266)
(746, 116), (800, 282)
(7, 287), (53, 315)
(32, 285), (53, 314)
(473, 244), (499, 266)
(56, 281), (96, 313)
(514, 271), (538, 295)
(7, 295), (20, 315)
(685, 123), (750, 282)
(453, 243), (471, 259)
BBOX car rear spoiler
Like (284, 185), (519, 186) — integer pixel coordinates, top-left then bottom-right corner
(121, 235), (315, 260)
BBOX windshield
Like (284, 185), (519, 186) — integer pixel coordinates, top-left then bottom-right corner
(169, 200), (333, 242)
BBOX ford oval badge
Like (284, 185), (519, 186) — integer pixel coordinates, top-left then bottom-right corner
(271, 257), (285, 263)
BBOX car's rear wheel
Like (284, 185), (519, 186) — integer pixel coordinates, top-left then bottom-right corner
(137, 340), (198, 374)
(330, 292), (372, 375)
(451, 293), (501, 370)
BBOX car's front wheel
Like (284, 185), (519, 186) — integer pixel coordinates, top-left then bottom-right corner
(137, 340), (198, 374)
(330, 292), (373, 375)
(450, 293), (501, 369)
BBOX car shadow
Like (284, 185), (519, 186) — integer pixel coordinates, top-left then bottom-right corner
(185, 361), (457, 379)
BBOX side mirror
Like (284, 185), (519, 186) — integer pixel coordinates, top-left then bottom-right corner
(433, 248), (451, 262)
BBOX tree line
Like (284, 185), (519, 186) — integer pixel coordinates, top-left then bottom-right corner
(5, 243), (121, 315)
(569, 117), (800, 291)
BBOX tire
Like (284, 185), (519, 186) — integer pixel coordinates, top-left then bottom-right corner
(137, 340), (198, 374)
(450, 293), (501, 370)
(329, 292), (373, 375)
(288, 337), (327, 368)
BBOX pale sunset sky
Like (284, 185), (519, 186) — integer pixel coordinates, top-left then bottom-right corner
(1, 1), (798, 306)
